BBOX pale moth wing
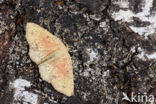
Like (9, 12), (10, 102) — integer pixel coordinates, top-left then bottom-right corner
(26, 22), (74, 96)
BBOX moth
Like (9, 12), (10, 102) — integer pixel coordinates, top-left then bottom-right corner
(26, 22), (74, 96)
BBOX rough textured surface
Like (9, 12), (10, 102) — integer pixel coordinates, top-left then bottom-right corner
(0, 0), (156, 104)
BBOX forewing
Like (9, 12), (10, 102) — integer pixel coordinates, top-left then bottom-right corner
(26, 22), (63, 64)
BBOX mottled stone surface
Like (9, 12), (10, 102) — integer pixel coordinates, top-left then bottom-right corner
(0, 0), (155, 104)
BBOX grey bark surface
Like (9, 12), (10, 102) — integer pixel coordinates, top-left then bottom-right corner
(0, 0), (155, 104)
